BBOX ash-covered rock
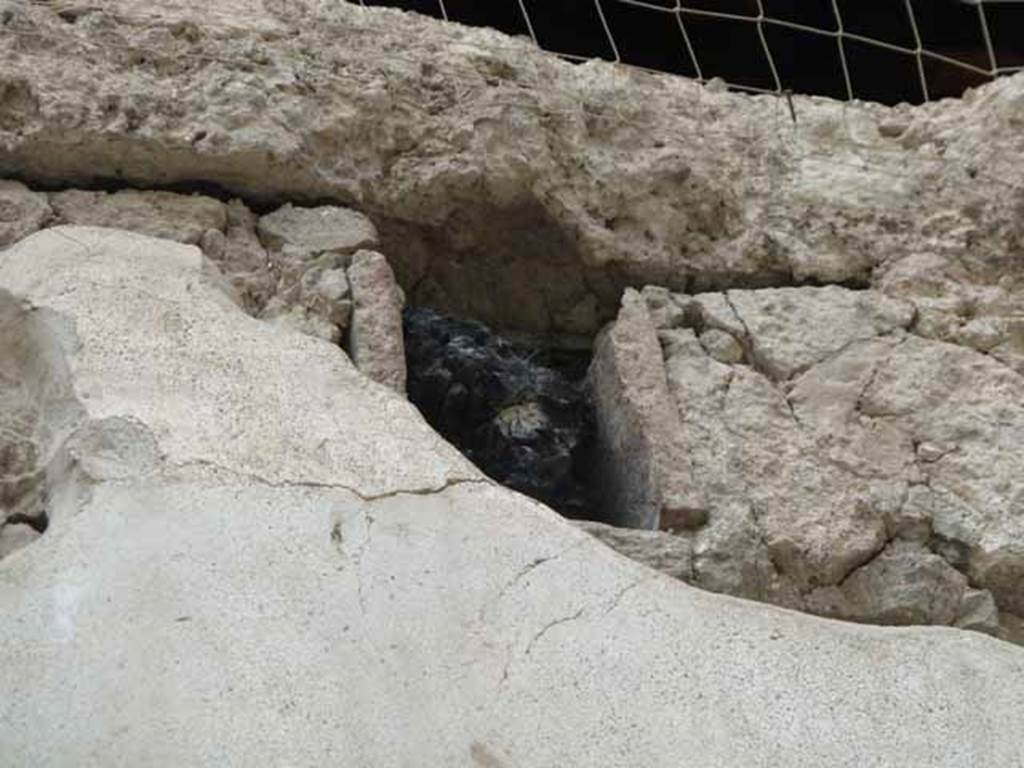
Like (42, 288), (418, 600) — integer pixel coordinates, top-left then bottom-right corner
(404, 307), (595, 518)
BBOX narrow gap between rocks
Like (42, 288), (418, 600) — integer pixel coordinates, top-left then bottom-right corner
(403, 306), (607, 522)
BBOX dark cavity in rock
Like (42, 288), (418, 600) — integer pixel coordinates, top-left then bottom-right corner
(404, 307), (598, 518)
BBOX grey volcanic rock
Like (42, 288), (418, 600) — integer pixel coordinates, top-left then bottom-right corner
(1, 0), (1022, 335)
(403, 306), (596, 517)
(2, 227), (1024, 766)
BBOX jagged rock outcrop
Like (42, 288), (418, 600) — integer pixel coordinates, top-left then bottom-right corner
(2, 227), (1023, 766)
(0, 0), (1021, 341)
(0, 0), (1022, 749)
(588, 284), (1023, 642)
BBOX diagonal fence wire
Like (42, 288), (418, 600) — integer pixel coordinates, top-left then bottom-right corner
(1, 2), (1021, 193)
(351, 0), (1023, 188)
(366, 0), (1022, 94)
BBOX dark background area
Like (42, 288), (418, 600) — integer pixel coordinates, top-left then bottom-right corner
(356, 0), (1023, 104)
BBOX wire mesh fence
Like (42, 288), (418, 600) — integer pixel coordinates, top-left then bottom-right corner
(2, 1), (1022, 193)
(354, 0), (1024, 104)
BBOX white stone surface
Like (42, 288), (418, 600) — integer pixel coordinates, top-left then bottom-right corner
(2, 227), (1024, 765)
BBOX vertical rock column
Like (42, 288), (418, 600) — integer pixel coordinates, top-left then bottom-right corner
(347, 250), (407, 394)
(588, 289), (706, 530)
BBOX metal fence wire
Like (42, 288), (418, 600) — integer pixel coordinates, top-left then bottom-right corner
(354, 0), (1024, 104)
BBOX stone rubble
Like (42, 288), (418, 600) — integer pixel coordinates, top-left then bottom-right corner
(587, 283), (1024, 643)
(0, 181), (408, 392)
(347, 249), (407, 393)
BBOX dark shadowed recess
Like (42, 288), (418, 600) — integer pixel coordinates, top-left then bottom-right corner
(356, 0), (1023, 104)
(403, 306), (601, 520)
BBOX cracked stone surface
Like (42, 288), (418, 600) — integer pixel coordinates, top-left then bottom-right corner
(0, 0), (1022, 336)
(1, 226), (1023, 766)
(588, 284), (1024, 643)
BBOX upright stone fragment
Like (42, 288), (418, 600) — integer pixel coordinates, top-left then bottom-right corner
(347, 249), (406, 393)
(588, 289), (705, 530)
(199, 199), (276, 315)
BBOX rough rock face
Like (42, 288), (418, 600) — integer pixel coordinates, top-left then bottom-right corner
(403, 306), (595, 517)
(0, 0), (1022, 745)
(1, 0), (1022, 339)
(588, 284), (1023, 641)
(2, 227), (1024, 766)
(0, 0), (1019, 641)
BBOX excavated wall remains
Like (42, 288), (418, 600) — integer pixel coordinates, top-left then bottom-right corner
(1, 0), (1023, 646)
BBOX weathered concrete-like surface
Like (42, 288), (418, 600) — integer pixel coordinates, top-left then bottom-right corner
(2, 227), (1024, 766)
(1, 0), (1022, 336)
